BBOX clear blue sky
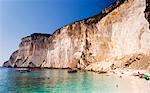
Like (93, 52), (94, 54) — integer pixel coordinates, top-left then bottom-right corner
(0, 0), (115, 66)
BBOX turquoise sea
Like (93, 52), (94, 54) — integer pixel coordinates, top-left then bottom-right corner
(0, 67), (149, 93)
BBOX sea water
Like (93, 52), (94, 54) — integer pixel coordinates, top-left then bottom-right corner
(0, 67), (149, 93)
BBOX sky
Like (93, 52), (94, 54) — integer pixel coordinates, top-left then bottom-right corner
(0, 0), (116, 66)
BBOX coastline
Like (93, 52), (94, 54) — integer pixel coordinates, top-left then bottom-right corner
(1, 67), (150, 93)
(110, 69), (150, 92)
(98, 69), (150, 93)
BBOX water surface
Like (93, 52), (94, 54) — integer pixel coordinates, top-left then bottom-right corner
(0, 68), (149, 93)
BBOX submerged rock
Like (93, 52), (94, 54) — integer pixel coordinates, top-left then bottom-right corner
(3, 0), (150, 71)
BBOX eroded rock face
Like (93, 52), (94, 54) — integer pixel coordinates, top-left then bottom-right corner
(4, 33), (51, 68)
(145, 0), (150, 28)
(3, 0), (150, 71)
(3, 50), (18, 67)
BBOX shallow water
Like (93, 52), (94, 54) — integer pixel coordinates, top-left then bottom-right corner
(0, 68), (149, 93)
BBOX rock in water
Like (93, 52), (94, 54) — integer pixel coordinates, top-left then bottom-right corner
(68, 68), (78, 73)
(3, 0), (150, 71)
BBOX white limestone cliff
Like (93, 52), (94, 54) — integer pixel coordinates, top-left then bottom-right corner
(3, 0), (150, 72)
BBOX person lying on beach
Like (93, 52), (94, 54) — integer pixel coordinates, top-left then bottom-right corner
(133, 71), (150, 80)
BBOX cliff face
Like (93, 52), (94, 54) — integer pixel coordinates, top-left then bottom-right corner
(3, 33), (51, 68)
(3, 0), (150, 71)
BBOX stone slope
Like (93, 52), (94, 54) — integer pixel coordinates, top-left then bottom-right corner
(3, 0), (150, 71)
